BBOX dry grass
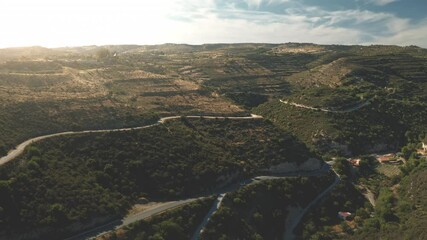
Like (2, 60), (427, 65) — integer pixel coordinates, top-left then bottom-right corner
(271, 44), (328, 54)
(288, 58), (353, 87)
(0, 57), (245, 116)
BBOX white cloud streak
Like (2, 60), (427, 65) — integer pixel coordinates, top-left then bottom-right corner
(368, 0), (399, 6)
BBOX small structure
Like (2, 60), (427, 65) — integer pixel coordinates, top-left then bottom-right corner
(416, 142), (427, 156)
(338, 211), (352, 220)
(348, 158), (361, 167)
(376, 153), (395, 164)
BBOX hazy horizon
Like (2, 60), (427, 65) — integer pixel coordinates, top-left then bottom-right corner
(1, 0), (426, 48)
(1, 42), (426, 51)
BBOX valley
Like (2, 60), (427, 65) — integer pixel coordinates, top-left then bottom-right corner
(0, 43), (426, 240)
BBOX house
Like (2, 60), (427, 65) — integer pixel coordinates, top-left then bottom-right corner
(338, 211), (352, 220)
(376, 153), (395, 164)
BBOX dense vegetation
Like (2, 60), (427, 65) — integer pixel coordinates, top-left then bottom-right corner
(100, 197), (215, 240)
(201, 174), (336, 240)
(0, 118), (314, 239)
(352, 149), (427, 239)
(255, 85), (427, 156)
(296, 163), (369, 239)
(298, 141), (427, 240)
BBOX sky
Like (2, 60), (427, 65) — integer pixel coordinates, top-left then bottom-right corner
(0, 0), (426, 48)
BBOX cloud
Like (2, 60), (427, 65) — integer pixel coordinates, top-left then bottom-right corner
(374, 18), (427, 46)
(166, 0), (425, 47)
(167, 5), (370, 45)
(244, 0), (291, 9)
(364, 0), (399, 6)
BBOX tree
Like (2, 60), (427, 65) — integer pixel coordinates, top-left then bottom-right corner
(46, 203), (68, 226)
(0, 145), (6, 156)
(96, 48), (111, 60)
(155, 220), (186, 240)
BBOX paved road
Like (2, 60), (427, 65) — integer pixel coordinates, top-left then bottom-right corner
(0, 114), (263, 166)
(67, 164), (331, 240)
(0, 111), (337, 240)
(65, 199), (199, 240)
(282, 172), (340, 240)
(280, 97), (374, 113)
(190, 164), (332, 240)
(191, 193), (226, 240)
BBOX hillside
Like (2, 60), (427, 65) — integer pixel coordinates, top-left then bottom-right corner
(254, 45), (427, 155)
(1, 44), (426, 157)
(0, 43), (426, 239)
(0, 118), (316, 239)
(201, 175), (336, 240)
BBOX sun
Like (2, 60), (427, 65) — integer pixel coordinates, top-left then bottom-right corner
(0, 0), (182, 48)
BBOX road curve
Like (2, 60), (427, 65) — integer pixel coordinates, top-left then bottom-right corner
(190, 165), (332, 240)
(71, 165), (331, 240)
(0, 114), (263, 166)
(282, 173), (340, 240)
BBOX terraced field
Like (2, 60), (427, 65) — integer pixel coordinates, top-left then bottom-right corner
(1, 43), (426, 157)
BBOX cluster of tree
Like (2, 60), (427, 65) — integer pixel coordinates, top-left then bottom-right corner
(297, 180), (369, 240)
(201, 174), (336, 240)
(353, 163), (427, 240)
(0, 118), (314, 238)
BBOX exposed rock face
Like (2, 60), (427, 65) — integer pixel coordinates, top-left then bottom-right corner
(312, 130), (351, 156)
(268, 158), (322, 173)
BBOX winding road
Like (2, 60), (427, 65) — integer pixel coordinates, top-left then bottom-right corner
(66, 164), (333, 240)
(0, 113), (262, 240)
(280, 96), (374, 113)
(190, 164), (333, 240)
(0, 112), (339, 240)
(282, 172), (340, 240)
(0, 114), (263, 166)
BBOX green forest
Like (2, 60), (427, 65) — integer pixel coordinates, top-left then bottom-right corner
(201, 174), (335, 240)
(0, 118), (314, 239)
